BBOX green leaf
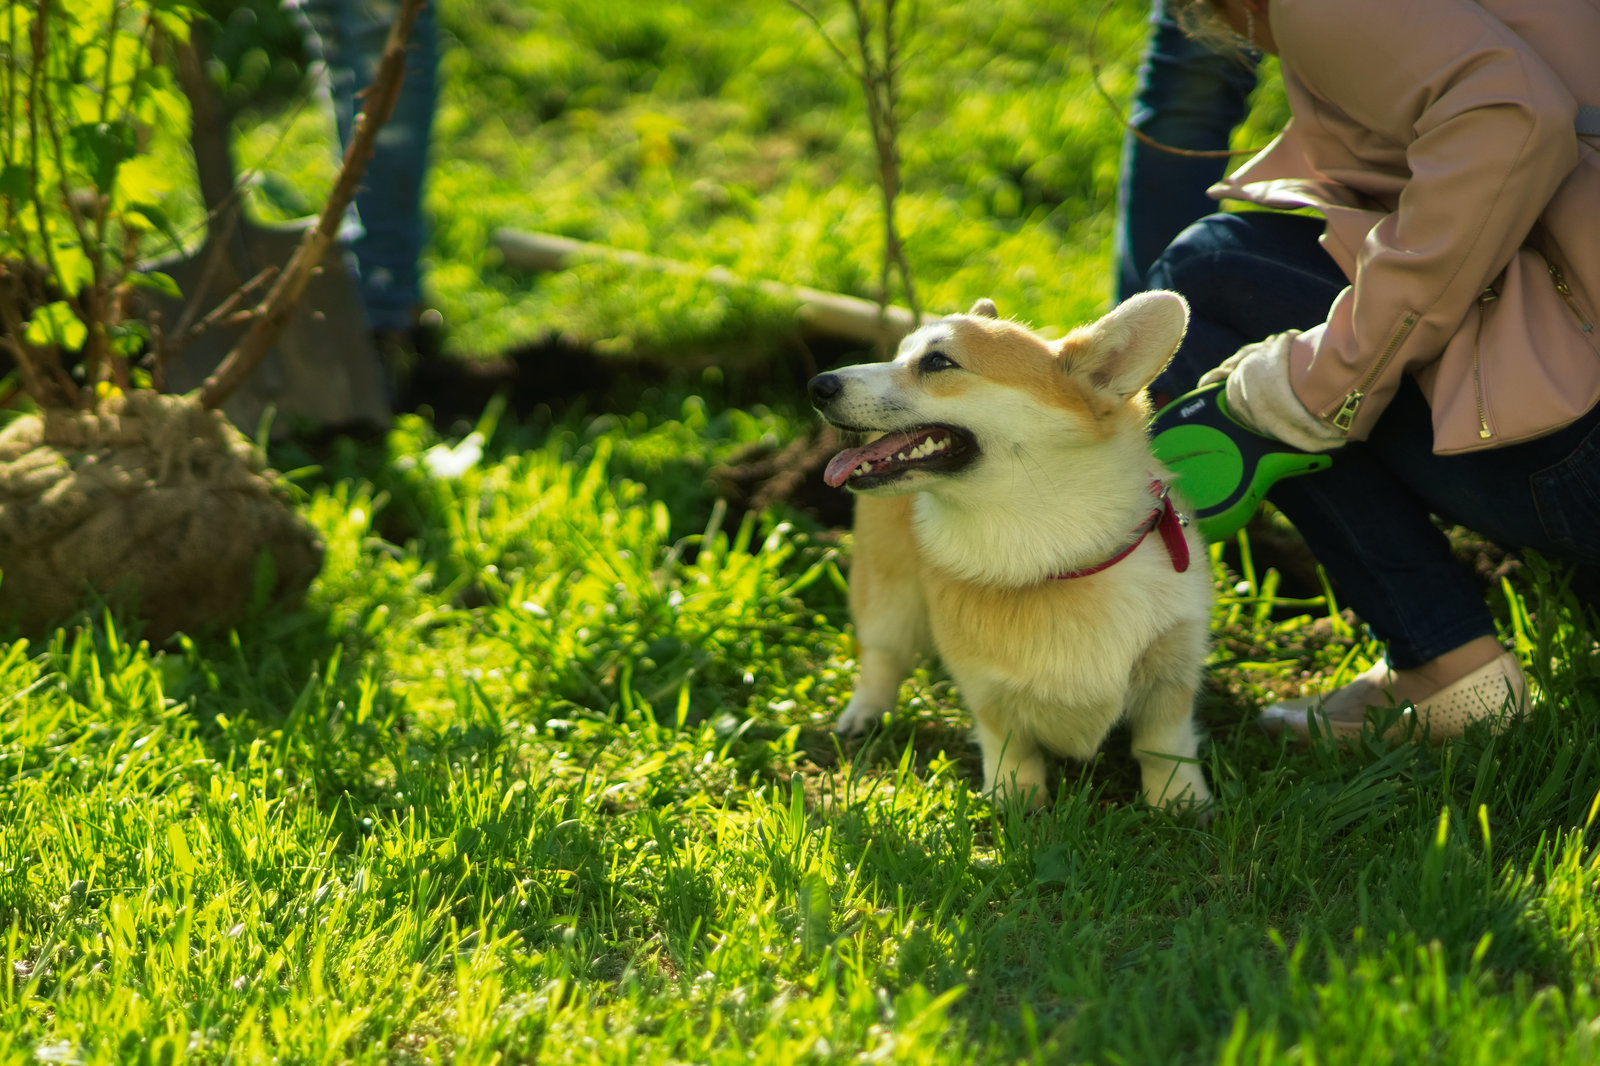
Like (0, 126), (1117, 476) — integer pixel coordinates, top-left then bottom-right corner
(125, 202), (186, 252)
(151, 9), (194, 43)
(129, 270), (183, 299)
(25, 302), (88, 352)
(109, 320), (150, 357)
(0, 164), (29, 201)
(51, 243), (95, 298)
(69, 120), (139, 194)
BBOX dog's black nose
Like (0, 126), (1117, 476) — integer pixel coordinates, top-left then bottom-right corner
(808, 373), (843, 408)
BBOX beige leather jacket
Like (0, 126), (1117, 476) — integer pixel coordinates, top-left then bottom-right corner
(1210, 0), (1600, 454)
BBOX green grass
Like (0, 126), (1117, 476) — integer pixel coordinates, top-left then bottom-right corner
(6, 400), (1600, 1064)
(225, 0), (1287, 359)
(7, 1), (1600, 1063)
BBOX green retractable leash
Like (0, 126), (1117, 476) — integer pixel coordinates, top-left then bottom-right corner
(1148, 382), (1333, 542)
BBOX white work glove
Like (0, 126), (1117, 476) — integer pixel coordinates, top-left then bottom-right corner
(1198, 331), (1345, 453)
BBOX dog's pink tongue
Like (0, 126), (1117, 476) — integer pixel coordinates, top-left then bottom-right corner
(824, 432), (920, 487)
(824, 445), (873, 487)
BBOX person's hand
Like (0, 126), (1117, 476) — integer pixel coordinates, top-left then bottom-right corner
(1202, 332), (1346, 453)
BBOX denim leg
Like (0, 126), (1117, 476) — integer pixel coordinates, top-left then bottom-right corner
(1113, 0), (1258, 302)
(1146, 212), (1346, 404)
(1270, 379), (1600, 665)
(1266, 425), (1501, 669)
(1367, 383), (1600, 603)
(292, 0), (437, 331)
(1148, 211), (1500, 667)
(1152, 210), (1600, 661)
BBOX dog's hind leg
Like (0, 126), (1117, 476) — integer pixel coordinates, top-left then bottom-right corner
(1126, 624), (1213, 812)
(836, 495), (931, 736)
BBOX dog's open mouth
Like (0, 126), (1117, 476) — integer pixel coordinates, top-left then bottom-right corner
(823, 425), (976, 488)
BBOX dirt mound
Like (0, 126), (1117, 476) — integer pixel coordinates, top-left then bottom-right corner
(0, 392), (323, 641)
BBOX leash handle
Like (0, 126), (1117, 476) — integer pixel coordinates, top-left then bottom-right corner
(1149, 383), (1333, 541)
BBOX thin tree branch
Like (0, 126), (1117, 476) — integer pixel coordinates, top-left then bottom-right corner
(792, 0), (920, 353)
(785, 1), (859, 74)
(188, 265), (278, 337)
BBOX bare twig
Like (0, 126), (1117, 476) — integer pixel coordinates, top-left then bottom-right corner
(145, 261), (278, 388)
(20, 0), (81, 407)
(93, 2), (158, 396)
(198, 0), (425, 410)
(788, 0), (920, 353)
(154, 203), (243, 361)
(786, 1), (855, 68)
(854, 0), (918, 330)
(189, 266), (278, 336)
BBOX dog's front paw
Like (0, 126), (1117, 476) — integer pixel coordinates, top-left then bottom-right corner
(1154, 791), (1215, 825)
(835, 696), (891, 736)
(988, 775), (1049, 812)
(1141, 765), (1213, 819)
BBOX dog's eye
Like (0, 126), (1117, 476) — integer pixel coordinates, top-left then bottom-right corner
(921, 351), (959, 372)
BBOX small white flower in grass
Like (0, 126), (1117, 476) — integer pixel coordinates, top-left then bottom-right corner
(35, 1041), (82, 1065)
(422, 432), (485, 479)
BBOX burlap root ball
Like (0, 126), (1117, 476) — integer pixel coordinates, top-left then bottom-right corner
(0, 392), (324, 641)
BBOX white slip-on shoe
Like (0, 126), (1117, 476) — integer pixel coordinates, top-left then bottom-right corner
(1401, 651), (1528, 743)
(1258, 652), (1527, 745)
(1257, 659), (1399, 743)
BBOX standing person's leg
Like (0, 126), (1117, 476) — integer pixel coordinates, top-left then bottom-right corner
(292, 0), (438, 335)
(1113, 0), (1258, 303)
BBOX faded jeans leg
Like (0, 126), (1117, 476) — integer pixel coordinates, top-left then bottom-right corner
(292, 0), (438, 331)
(1113, 0), (1257, 303)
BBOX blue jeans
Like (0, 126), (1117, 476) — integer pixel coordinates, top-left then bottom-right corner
(1149, 211), (1600, 667)
(1113, 0), (1259, 302)
(291, 0), (438, 332)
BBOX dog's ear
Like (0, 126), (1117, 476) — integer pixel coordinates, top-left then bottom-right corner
(968, 298), (998, 318)
(1059, 290), (1189, 398)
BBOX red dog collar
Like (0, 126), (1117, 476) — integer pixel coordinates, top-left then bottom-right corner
(1049, 481), (1190, 580)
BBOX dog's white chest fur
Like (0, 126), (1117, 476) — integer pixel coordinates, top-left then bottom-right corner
(924, 551), (1211, 761)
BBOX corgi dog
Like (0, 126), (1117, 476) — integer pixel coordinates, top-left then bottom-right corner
(807, 292), (1211, 811)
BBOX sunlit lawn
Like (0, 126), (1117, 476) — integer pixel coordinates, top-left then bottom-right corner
(5, 3), (1600, 1064)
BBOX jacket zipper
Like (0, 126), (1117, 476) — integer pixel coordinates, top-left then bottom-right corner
(1472, 288), (1495, 439)
(1547, 259), (1595, 334)
(1332, 262), (1589, 437)
(1331, 310), (1418, 431)
(1466, 260), (1588, 442)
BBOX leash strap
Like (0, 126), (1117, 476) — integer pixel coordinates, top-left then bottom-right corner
(1155, 490), (1192, 574)
(1050, 483), (1190, 579)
